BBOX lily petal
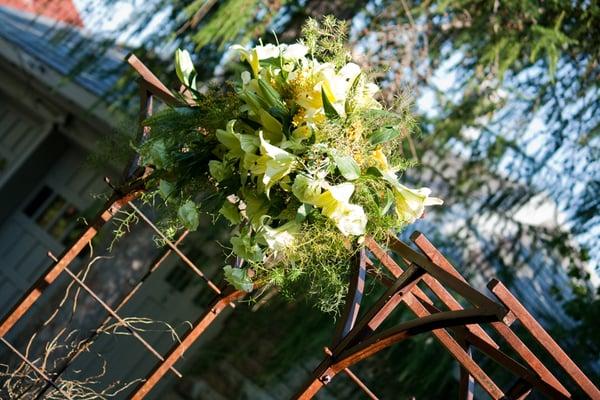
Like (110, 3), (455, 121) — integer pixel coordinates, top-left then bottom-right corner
(259, 133), (296, 196)
(262, 221), (299, 251)
(394, 183), (443, 224)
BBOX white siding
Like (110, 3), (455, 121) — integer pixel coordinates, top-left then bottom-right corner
(0, 144), (103, 311)
(0, 97), (49, 186)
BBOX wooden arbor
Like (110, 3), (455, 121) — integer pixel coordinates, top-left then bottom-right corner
(0, 56), (598, 399)
(293, 234), (600, 399)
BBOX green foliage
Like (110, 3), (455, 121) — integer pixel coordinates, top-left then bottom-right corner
(529, 11), (577, 79)
(416, 0), (592, 79)
(301, 15), (351, 68)
(178, 200), (200, 231)
(369, 126), (401, 145)
(134, 18), (437, 313)
(223, 265), (254, 292)
(332, 152), (360, 180)
(192, 0), (282, 50)
(253, 216), (356, 314)
(108, 209), (139, 252)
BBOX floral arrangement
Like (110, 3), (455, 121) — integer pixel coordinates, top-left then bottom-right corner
(136, 18), (442, 312)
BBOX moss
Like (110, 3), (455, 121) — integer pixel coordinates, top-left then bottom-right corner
(252, 216), (356, 314)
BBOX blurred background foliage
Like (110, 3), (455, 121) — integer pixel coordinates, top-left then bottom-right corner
(65, 0), (599, 397)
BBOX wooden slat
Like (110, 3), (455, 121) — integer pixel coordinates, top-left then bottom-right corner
(489, 279), (600, 399)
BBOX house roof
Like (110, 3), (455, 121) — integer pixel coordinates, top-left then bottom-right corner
(0, 0), (83, 27)
(0, 5), (127, 100)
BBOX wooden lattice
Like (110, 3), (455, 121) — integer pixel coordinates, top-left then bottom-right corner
(0, 56), (598, 400)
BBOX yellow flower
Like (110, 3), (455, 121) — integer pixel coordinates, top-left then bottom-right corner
(393, 184), (443, 224)
(261, 220), (299, 252)
(370, 149), (400, 183)
(292, 177), (366, 236)
(371, 148), (388, 170)
(292, 125), (312, 140)
(231, 45), (260, 77)
(313, 183), (367, 236)
(231, 43), (281, 77)
(231, 43), (308, 78)
(322, 62), (361, 103)
(369, 149), (443, 223)
(292, 175), (322, 204)
(292, 109), (306, 127)
(259, 133), (296, 196)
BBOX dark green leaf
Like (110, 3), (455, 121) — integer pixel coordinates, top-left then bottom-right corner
(296, 204), (313, 222)
(321, 87), (340, 119)
(219, 201), (241, 225)
(230, 235), (263, 261)
(145, 140), (169, 169)
(208, 160), (231, 182)
(369, 126), (401, 145)
(257, 78), (286, 111)
(159, 180), (174, 200)
(365, 167), (383, 177)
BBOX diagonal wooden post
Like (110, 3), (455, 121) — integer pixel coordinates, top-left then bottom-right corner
(130, 288), (246, 399)
(0, 191), (140, 339)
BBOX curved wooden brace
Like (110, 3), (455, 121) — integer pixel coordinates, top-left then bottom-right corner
(360, 260), (506, 398)
(333, 308), (500, 373)
(366, 236), (500, 350)
(294, 308), (501, 400)
(332, 264), (425, 355)
(332, 249), (367, 347)
(410, 232), (574, 398)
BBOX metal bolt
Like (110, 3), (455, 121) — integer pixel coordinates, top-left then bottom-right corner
(321, 375), (332, 384)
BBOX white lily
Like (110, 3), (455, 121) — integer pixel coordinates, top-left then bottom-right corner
(393, 184), (444, 224)
(370, 149), (443, 223)
(282, 43), (308, 59)
(314, 183), (367, 236)
(292, 174), (322, 204)
(232, 43), (305, 77)
(231, 45), (260, 76)
(262, 221), (299, 251)
(254, 43), (280, 59)
(259, 133), (296, 196)
(323, 62), (361, 103)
